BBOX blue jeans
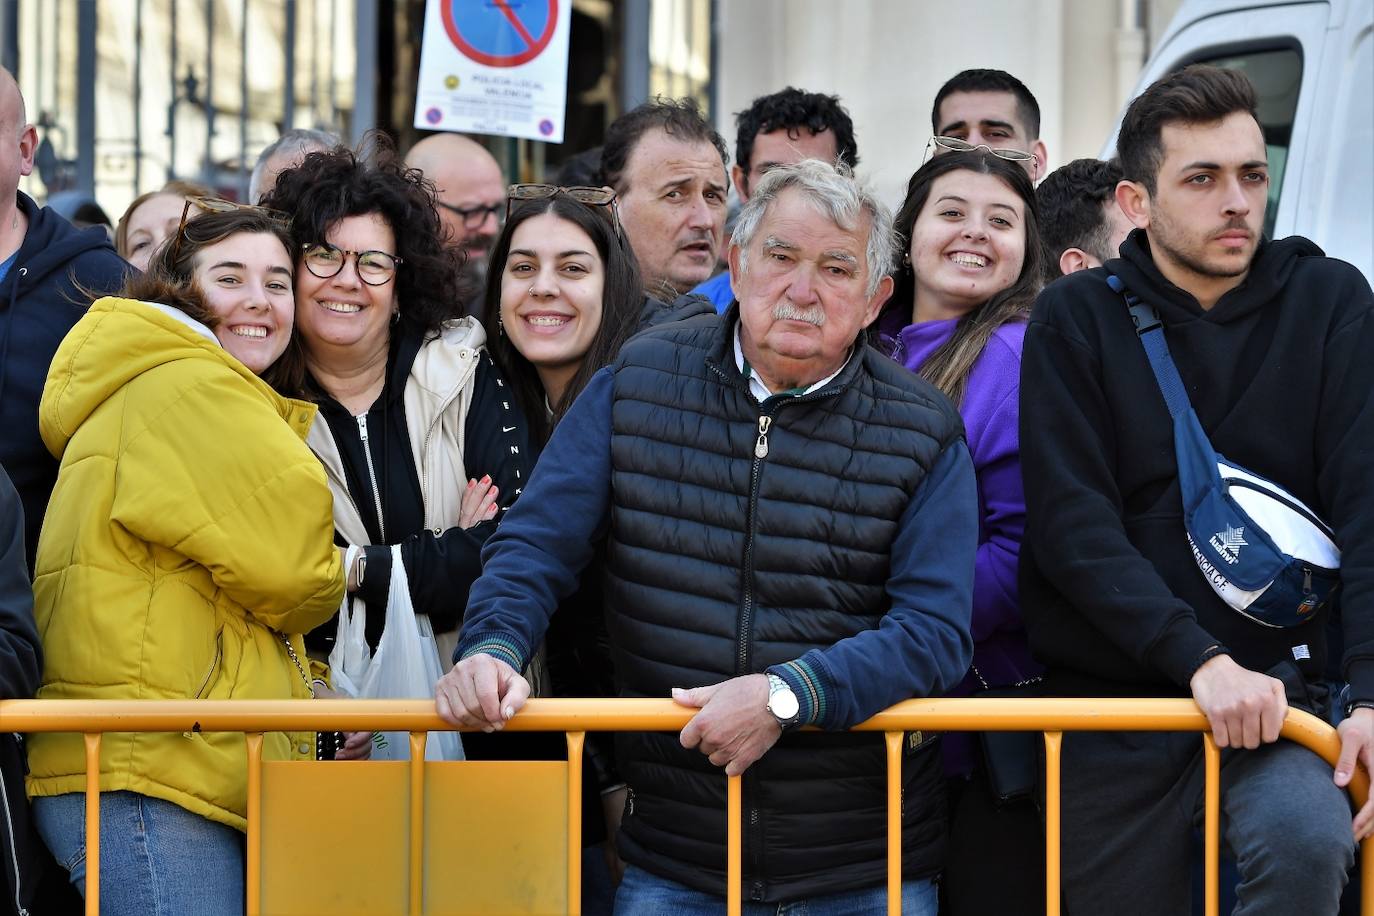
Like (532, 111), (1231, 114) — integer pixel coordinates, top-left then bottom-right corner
(33, 791), (244, 916)
(613, 864), (937, 915)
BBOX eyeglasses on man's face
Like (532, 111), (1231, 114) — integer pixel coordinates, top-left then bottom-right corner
(926, 135), (1037, 165)
(436, 200), (502, 230)
(300, 242), (403, 286)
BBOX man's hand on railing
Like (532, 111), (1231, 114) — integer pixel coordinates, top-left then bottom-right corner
(1188, 654), (1287, 750)
(674, 674), (782, 777)
(434, 654), (531, 732)
(1335, 707), (1374, 840)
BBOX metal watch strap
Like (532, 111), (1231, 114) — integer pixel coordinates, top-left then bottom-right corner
(766, 673), (800, 727)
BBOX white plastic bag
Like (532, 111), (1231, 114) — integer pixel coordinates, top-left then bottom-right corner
(327, 546), (371, 698)
(331, 545), (464, 762)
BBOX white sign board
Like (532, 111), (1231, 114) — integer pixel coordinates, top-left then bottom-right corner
(413, 0), (572, 143)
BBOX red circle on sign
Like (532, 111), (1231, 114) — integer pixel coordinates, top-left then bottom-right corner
(442, 0), (559, 68)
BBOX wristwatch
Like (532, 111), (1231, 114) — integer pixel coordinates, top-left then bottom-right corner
(766, 673), (801, 729)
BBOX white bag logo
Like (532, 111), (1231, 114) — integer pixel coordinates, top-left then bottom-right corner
(1210, 524), (1248, 564)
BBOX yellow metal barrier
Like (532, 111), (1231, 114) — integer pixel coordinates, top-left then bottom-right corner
(1, 697), (1369, 915)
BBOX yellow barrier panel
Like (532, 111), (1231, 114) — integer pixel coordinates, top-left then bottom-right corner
(2, 697), (1368, 915)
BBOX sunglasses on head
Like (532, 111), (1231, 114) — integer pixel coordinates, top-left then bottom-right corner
(505, 184), (620, 232)
(925, 135), (1037, 166)
(169, 196), (289, 261)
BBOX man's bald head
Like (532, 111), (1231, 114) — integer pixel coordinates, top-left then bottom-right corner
(0, 69), (25, 130)
(406, 133), (505, 271)
(0, 69), (36, 209)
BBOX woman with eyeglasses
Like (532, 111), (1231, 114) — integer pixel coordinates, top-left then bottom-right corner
(878, 149), (1046, 915)
(472, 184), (643, 912)
(260, 142), (532, 679)
(26, 207), (345, 913)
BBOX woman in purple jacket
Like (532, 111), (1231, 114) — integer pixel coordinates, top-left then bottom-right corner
(879, 149), (1046, 915)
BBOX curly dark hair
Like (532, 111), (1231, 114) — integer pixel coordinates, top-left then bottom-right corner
(480, 195), (644, 446)
(734, 87), (858, 191)
(1036, 158), (1124, 277)
(260, 136), (468, 336)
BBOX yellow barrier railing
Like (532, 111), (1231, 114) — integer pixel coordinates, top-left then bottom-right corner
(1, 697), (1368, 916)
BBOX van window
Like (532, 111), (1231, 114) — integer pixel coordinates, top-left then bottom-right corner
(1190, 48), (1302, 239)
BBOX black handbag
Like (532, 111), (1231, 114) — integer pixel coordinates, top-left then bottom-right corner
(972, 668), (1044, 806)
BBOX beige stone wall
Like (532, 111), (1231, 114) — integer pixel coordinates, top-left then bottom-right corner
(715, 0), (1186, 206)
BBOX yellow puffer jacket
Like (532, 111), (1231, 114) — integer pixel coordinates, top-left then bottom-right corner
(26, 297), (345, 831)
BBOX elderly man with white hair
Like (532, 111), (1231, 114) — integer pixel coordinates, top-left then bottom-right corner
(248, 127), (340, 203)
(437, 158), (977, 914)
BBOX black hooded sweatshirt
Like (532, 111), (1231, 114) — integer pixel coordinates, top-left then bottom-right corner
(0, 192), (128, 570)
(1020, 230), (1374, 703)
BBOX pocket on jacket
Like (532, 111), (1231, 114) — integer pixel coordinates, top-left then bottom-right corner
(192, 628), (225, 700)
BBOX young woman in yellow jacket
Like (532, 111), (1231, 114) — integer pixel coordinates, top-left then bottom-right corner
(26, 206), (346, 915)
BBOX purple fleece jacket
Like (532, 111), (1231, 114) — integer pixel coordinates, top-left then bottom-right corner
(890, 316), (1042, 776)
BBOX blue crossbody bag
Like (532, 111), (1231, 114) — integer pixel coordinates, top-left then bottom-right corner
(1107, 273), (1340, 629)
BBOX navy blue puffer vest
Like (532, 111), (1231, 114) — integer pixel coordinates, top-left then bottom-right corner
(606, 312), (964, 902)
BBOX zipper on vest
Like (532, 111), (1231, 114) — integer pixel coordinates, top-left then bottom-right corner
(737, 409), (775, 676)
(357, 414), (387, 541)
(0, 752), (28, 916)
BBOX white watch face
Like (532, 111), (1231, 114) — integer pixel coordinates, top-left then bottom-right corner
(769, 686), (799, 721)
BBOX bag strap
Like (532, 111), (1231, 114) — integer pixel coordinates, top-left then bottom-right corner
(1105, 273), (1191, 420)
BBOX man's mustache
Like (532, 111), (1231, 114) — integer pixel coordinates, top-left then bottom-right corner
(774, 302), (826, 327)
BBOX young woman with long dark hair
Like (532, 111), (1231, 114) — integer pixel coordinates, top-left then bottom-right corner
(881, 148), (1046, 915)
(478, 186), (645, 913)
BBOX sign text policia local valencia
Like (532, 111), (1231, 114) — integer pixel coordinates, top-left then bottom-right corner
(414, 0), (572, 143)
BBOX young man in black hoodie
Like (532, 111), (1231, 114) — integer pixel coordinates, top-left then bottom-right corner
(0, 70), (127, 570)
(1021, 65), (1374, 913)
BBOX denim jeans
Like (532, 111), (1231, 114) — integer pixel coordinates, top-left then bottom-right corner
(613, 864), (938, 915)
(32, 791), (244, 916)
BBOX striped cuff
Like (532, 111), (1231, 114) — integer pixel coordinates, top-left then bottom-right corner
(768, 656), (831, 729)
(456, 632), (527, 671)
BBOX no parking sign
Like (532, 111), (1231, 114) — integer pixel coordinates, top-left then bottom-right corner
(414, 0), (571, 142)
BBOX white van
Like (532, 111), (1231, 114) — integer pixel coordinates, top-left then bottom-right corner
(1107, 0), (1373, 281)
